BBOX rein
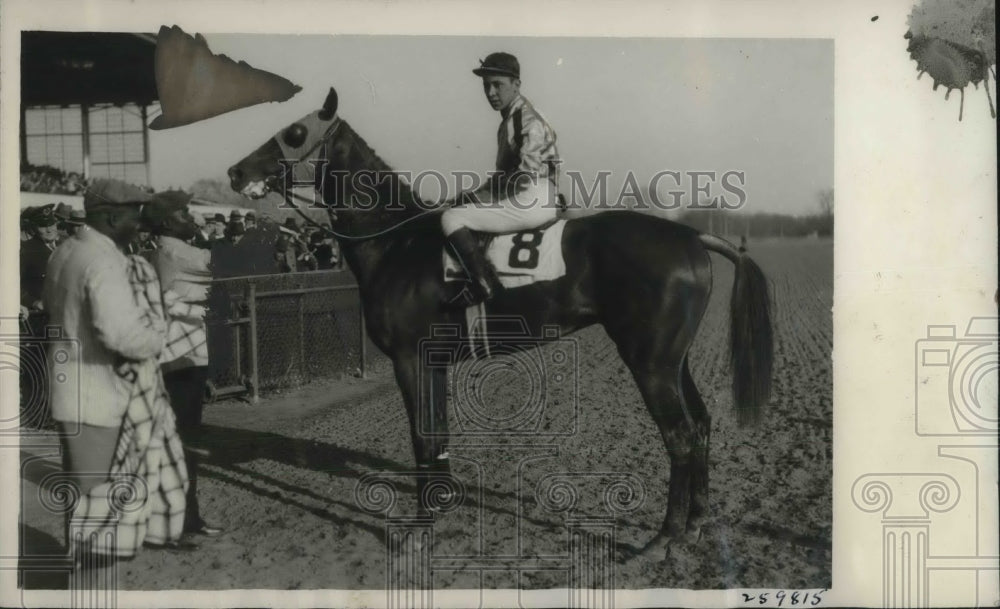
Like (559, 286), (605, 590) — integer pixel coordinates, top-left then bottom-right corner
(269, 118), (445, 242)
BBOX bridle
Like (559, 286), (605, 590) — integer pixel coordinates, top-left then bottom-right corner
(267, 117), (347, 238)
(264, 117), (445, 242)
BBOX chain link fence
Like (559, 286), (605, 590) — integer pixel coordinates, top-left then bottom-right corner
(206, 270), (389, 400)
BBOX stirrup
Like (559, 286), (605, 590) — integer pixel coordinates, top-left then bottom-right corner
(446, 281), (491, 307)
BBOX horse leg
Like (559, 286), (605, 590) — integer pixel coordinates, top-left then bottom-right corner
(601, 258), (711, 560)
(392, 356), (452, 516)
(628, 363), (697, 558)
(682, 357), (711, 541)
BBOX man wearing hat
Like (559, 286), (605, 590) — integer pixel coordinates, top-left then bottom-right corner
(20, 204), (61, 317)
(193, 216), (215, 250)
(43, 179), (172, 558)
(224, 220), (245, 245)
(20, 208), (35, 242)
(274, 234), (297, 273)
(19, 204), (61, 427)
(142, 190), (222, 537)
(244, 211), (257, 232)
(54, 202), (75, 243)
(441, 51), (562, 305)
(213, 213), (227, 236)
(193, 213), (225, 250)
(310, 230), (339, 270)
(65, 209), (86, 238)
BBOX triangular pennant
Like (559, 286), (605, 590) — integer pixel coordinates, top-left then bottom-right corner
(150, 25), (301, 130)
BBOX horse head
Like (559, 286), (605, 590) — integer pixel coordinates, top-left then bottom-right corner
(229, 87), (430, 237)
(228, 87), (340, 200)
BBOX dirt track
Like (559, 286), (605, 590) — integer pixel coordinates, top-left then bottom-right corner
(22, 239), (832, 591)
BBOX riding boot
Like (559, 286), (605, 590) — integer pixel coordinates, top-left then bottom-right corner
(445, 228), (502, 306)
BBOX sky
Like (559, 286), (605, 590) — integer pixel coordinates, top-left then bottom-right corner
(148, 35), (833, 216)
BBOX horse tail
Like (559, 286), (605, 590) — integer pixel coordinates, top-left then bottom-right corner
(698, 234), (774, 427)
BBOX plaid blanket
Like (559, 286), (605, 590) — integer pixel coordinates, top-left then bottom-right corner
(153, 235), (211, 371)
(160, 286), (208, 370)
(69, 256), (189, 557)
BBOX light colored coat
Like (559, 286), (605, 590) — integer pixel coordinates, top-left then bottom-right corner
(43, 225), (165, 427)
(150, 235), (211, 372)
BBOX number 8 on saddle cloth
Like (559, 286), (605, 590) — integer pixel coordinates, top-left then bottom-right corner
(443, 219), (567, 289)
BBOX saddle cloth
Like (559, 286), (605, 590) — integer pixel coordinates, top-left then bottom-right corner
(443, 219), (567, 289)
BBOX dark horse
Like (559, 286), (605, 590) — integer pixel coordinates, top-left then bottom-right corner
(228, 88), (773, 557)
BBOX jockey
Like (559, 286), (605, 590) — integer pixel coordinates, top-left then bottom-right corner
(442, 52), (561, 304)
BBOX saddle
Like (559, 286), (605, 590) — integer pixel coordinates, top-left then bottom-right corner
(470, 217), (561, 250)
(464, 192), (567, 251)
(443, 217), (568, 290)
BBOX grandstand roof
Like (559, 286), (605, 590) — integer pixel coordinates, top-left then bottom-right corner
(21, 31), (158, 106)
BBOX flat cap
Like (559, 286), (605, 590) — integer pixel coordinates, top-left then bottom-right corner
(473, 52), (520, 79)
(54, 202), (74, 220)
(30, 204), (59, 227)
(142, 190), (193, 229)
(84, 178), (151, 212)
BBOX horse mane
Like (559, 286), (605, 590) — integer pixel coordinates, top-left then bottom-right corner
(337, 120), (439, 221)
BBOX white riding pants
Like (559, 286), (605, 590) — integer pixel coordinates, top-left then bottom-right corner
(441, 181), (559, 236)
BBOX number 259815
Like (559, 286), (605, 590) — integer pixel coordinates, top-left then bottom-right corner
(741, 589), (826, 606)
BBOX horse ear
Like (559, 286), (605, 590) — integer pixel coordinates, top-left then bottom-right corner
(319, 87), (338, 120)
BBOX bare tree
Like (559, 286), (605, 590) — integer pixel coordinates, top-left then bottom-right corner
(817, 188), (834, 217)
(817, 187), (834, 236)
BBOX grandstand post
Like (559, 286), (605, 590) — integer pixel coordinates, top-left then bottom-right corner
(360, 307), (367, 379)
(81, 103), (91, 180)
(19, 106), (27, 162)
(247, 281), (260, 403)
(141, 105), (151, 186)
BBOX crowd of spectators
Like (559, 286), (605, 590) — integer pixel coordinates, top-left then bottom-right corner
(20, 164), (342, 275)
(20, 163), (89, 195)
(20, 203), (341, 277)
(180, 209), (340, 276)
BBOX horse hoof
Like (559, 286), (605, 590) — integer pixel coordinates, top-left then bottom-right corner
(635, 535), (672, 562)
(679, 527), (703, 546)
